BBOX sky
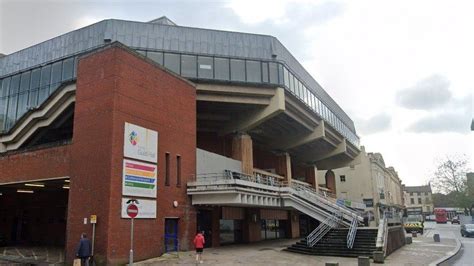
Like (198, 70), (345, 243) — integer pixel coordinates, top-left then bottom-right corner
(0, 0), (472, 187)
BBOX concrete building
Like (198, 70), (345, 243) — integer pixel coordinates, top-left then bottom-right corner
(0, 17), (362, 264)
(318, 147), (404, 225)
(403, 185), (434, 216)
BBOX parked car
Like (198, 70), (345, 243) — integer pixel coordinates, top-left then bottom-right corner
(460, 224), (474, 237)
(451, 216), (460, 224)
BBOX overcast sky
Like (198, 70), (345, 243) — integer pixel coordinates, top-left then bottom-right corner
(1, 0), (472, 187)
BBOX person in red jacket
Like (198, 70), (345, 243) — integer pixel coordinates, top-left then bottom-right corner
(193, 231), (205, 263)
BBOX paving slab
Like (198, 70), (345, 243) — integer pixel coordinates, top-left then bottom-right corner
(137, 235), (458, 266)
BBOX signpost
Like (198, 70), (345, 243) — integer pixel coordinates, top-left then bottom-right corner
(90, 215), (97, 256)
(127, 200), (139, 266)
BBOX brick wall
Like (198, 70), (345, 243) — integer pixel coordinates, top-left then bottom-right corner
(63, 45), (196, 265)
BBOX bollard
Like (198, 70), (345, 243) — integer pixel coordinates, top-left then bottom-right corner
(325, 263), (339, 266)
(373, 251), (385, 263)
(433, 233), (440, 242)
(358, 256), (370, 266)
(405, 236), (412, 244)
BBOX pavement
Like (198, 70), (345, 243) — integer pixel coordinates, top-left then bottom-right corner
(136, 231), (458, 266)
(0, 246), (64, 265)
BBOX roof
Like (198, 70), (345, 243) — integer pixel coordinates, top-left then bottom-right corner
(0, 18), (356, 133)
(403, 185), (432, 193)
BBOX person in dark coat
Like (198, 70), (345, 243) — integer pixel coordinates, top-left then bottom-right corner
(76, 233), (92, 266)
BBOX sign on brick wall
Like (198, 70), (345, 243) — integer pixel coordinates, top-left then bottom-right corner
(122, 159), (157, 198)
(121, 198), (156, 219)
(124, 122), (158, 163)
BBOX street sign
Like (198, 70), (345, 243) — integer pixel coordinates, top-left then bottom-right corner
(127, 204), (139, 218)
(90, 215), (97, 224)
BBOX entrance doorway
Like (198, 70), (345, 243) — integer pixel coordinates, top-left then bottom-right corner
(196, 209), (213, 247)
(164, 218), (179, 252)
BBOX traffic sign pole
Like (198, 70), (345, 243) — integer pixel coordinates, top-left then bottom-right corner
(126, 203), (138, 266)
(130, 217), (134, 266)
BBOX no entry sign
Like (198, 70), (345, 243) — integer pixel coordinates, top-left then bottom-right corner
(127, 204), (139, 218)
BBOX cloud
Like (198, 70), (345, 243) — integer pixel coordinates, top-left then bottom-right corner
(356, 113), (392, 135)
(396, 74), (452, 110)
(407, 112), (470, 133)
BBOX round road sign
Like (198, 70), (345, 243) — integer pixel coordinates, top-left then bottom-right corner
(127, 204), (139, 218)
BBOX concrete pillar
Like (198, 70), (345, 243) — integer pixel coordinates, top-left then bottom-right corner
(276, 152), (292, 184)
(242, 208), (261, 243)
(288, 210), (300, 238)
(306, 165), (319, 191)
(231, 133), (253, 175)
(325, 169), (336, 194)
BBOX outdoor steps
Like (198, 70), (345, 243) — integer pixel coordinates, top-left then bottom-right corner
(285, 228), (379, 258)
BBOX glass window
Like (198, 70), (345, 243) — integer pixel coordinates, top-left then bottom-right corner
(17, 72), (31, 118)
(278, 64), (284, 85)
(289, 72), (295, 93)
(39, 65), (51, 103)
(29, 68), (41, 108)
(246, 60), (261, 83)
(215, 58), (230, 80)
(262, 62), (269, 83)
(136, 50), (146, 56)
(230, 59), (245, 82)
(0, 95), (6, 131)
(197, 56), (213, 79)
(1, 77), (9, 97)
(181, 55), (197, 78)
(50, 61), (62, 92)
(164, 53), (180, 74)
(6, 94), (18, 129)
(269, 62), (278, 84)
(147, 51), (164, 65)
(9, 74), (21, 95)
(20, 71), (31, 92)
(283, 67), (289, 88)
(62, 57), (74, 81)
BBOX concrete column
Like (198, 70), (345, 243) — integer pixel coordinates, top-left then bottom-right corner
(288, 210), (300, 238)
(231, 133), (253, 175)
(276, 152), (292, 185)
(242, 208), (261, 243)
(305, 165), (319, 191)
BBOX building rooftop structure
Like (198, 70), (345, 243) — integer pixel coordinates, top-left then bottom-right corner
(0, 17), (358, 146)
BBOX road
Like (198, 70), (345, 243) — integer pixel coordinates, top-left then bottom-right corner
(424, 220), (474, 266)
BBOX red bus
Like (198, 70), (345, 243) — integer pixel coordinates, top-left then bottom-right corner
(435, 208), (448, 224)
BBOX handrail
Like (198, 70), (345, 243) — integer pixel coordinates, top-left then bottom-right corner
(307, 211), (341, 247)
(347, 215), (358, 249)
(253, 168), (285, 180)
(375, 212), (389, 256)
(190, 170), (363, 224)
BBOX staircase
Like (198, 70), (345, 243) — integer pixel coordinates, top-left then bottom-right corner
(286, 228), (378, 258)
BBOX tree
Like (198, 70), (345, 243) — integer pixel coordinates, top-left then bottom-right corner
(431, 155), (469, 194)
(431, 155), (472, 214)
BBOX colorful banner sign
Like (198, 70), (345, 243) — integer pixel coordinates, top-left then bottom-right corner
(121, 198), (157, 219)
(122, 159), (157, 198)
(124, 122), (158, 163)
(337, 198), (366, 210)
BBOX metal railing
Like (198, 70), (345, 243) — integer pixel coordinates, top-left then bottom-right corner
(307, 211), (341, 247)
(189, 170), (363, 225)
(347, 215), (358, 249)
(376, 212), (389, 256)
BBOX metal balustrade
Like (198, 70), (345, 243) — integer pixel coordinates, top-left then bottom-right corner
(347, 215), (358, 249)
(307, 211), (342, 247)
(188, 170), (364, 227)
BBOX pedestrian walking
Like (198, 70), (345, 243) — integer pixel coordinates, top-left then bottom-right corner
(193, 231), (205, 264)
(76, 233), (92, 266)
